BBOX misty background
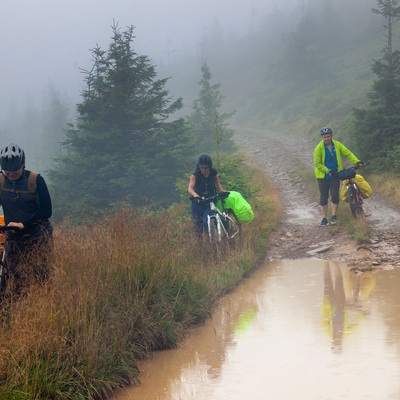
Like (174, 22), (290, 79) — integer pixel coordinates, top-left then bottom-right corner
(1, 0), (283, 115)
(0, 0), (390, 215)
(2, 0), (294, 171)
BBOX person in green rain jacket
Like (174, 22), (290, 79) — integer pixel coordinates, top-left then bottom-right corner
(313, 127), (362, 226)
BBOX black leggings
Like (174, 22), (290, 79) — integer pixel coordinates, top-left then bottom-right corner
(318, 179), (340, 206)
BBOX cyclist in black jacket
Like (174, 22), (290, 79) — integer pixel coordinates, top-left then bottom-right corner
(0, 143), (53, 295)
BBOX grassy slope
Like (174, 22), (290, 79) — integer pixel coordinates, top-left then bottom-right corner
(163, 1), (384, 140)
(0, 161), (283, 399)
(163, 1), (400, 211)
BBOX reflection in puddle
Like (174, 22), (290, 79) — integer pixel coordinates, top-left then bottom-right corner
(322, 262), (376, 354)
(114, 259), (400, 400)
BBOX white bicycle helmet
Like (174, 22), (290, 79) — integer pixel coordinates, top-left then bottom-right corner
(321, 127), (333, 135)
(0, 143), (25, 171)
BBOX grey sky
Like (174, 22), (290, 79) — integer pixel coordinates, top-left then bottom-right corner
(1, 0), (289, 116)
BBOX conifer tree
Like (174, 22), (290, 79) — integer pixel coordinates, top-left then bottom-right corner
(187, 61), (235, 162)
(48, 24), (193, 220)
(352, 0), (400, 171)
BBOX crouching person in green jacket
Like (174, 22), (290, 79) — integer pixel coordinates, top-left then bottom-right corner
(313, 127), (362, 226)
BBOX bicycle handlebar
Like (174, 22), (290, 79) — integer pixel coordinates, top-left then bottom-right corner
(353, 162), (366, 170)
(0, 225), (22, 232)
(190, 191), (230, 202)
(330, 163), (365, 180)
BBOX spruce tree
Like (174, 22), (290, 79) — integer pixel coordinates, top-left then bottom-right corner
(352, 0), (400, 171)
(48, 24), (194, 221)
(187, 61), (235, 162)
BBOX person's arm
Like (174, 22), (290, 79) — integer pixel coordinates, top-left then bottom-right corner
(313, 144), (328, 176)
(215, 176), (225, 193)
(188, 174), (199, 198)
(338, 142), (361, 165)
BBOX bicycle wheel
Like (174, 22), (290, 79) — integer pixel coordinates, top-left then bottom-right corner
(208, 215), (223, 260)
(348, 186), (364, 218)
(224, 210), (242, 248)
(0, 252), (8, 293)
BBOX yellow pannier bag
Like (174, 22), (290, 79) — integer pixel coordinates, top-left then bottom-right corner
(340, 184), (347, 202)
(340, 174), (372, 202)
(0, 215), (4, 254)
(354, 174), (372, 198)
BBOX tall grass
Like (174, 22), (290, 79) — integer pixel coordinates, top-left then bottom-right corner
(368, 173), (400, 209)
(337, 203), (370, 243)
(0, 168), (281, 399)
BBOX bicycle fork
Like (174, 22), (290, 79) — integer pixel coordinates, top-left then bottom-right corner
(347, 182), (363, 205)
(207, 214), (222, 241)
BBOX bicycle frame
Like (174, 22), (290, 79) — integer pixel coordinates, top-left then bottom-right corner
(0, 225), (22, 293)
(207, 201), (239, 241)
(191, 192), (241, 259)
(345, 178), (364, 218)
(334, 165), (365, 219)
(0, 250), (7, 291)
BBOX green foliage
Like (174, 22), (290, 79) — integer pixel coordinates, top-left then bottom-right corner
(351, 0), (400, 171)
(215, 153), (259, 200)
(186, 61), (236, 156)
(48, 24), (194, 221)
(175, 152), (258, 203)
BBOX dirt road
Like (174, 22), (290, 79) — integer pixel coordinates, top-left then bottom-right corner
(236, 128), (400, 272)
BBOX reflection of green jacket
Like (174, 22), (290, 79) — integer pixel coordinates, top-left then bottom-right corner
(313, 139), (360, 179)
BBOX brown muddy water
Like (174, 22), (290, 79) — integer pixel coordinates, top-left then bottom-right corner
(113, 259), (400, 400)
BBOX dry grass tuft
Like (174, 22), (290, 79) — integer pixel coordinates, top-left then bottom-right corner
(368, 173), (400, 209)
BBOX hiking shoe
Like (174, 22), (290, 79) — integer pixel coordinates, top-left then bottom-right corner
(330, 216), (337, 225)
(320, 218), (328, 226)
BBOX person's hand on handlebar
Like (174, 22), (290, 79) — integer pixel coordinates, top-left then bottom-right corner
(190, 195), (202, 203)
(8, 222), (24, 230)
(327, 168), (338, 177)
(357, 161), (366, 168)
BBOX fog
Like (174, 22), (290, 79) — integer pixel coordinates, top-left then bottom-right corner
(0, 0), (294, 119)
(0, 0), (381, 174)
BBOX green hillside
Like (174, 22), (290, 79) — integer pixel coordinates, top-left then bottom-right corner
(162, 0), (387, 139)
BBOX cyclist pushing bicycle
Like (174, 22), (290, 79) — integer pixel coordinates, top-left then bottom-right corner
(188, 153), (229, 236)
(314, 127), (364, 226)
(0, 143), (53, 297)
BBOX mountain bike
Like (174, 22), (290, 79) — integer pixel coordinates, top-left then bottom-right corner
(190, 192), (241, 260)
(0, 225), (22, 294)
(0, 226), (11, 292)
(0, 235), (6, 292)
(333, 164), (365, 218)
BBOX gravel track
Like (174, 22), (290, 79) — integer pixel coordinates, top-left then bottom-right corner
(235, 128), (400, 271)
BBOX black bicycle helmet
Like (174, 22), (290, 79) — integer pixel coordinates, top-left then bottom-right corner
(321, 127), (333, 135)
(197, 153), (212, 169)
(0, 143), (25, 171)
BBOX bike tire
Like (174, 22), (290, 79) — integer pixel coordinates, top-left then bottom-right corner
(0, 252), (8, 293)
(348, 186), (364, 219)
(225, 210), (242, 247)
(208, 215), (223, 260)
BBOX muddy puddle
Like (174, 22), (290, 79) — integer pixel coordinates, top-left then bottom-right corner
(113, 259), (400, 400)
